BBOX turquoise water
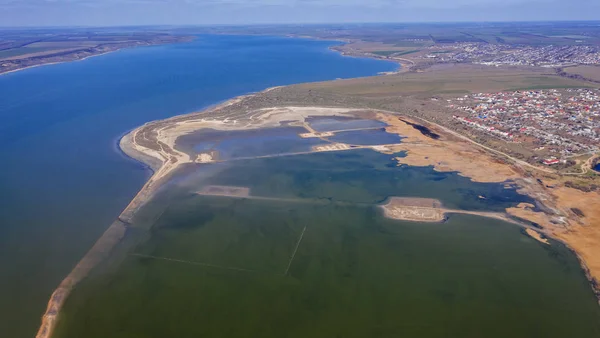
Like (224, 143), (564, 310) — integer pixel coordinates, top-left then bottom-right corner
(0, 35), (396, 338)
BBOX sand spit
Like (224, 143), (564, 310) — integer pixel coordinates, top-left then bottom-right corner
(381, 197), (530, 226)
(126, 105), (359, 183)
(35, 153), (163, 338)
(525, 228), (550, 245)
(299, 131), (334, 138)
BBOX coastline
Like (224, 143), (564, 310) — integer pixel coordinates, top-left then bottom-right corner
(328, 45), (408, 73)
(0, 37), (193, 77)
(35, 130), (167, 338)
(34, 36), (600, 338)
(0, 51), (118, 77)
(34, 87), (289, 338)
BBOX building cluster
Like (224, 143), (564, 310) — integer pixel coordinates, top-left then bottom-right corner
(447, 89), (600, 160)
(424, 43), (600, 67)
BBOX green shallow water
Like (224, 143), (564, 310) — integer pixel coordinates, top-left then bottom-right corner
(54, 138), (600, 338)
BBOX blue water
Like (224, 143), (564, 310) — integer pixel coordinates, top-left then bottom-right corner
(327, 128), (403, 145)
(0, 35), (396, 338)
(594, 163), (600, 172)
(188, 127), (328, 160)
(308, 117), (387, 132)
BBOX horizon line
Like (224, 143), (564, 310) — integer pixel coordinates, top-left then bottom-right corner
(2, 19), (600, 29)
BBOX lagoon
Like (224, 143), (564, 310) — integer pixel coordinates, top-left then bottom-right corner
(0, 35), (396, 338)
(54, 137), (600, 338)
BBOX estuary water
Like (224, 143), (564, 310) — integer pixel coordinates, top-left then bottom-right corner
(55, 133), (600, 337)
(0, 35), (396, 338)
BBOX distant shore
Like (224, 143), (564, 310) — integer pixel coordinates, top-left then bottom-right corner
(0, 36), (193, 76)
(0, 51), (116, 77)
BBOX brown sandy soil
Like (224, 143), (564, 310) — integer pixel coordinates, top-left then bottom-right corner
(525, 228), (550, 245)
(506, 203), (558, 229)
(381, 197), (446, 222)
(551, 187), (600, 291)
(562, 65), (600, 83)
(382, 205), (446, 222)
(375, 113), (520, 183)
(381, 196), (531, 226)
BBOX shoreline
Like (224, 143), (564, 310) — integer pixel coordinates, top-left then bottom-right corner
(113, 131), (157, 176)
(0, 37), (193, 77)
(34, 87), (299, 338)
(35, 36), (600, 338)
(328, 45), (407, 73)
(35, 129), (168, 338)
(1, 50), (123, 77)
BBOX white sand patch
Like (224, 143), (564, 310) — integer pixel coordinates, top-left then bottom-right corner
(313, 143), (351, 152)
(370, 145), (390, 152)
(196, 153), (215, 163)
(299, 131), (334, 138)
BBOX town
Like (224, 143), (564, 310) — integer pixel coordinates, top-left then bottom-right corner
(424, 43), (600, 67)
(447, 89), (600, 164)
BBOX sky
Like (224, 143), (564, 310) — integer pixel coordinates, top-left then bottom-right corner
(1, 0), (599, 27)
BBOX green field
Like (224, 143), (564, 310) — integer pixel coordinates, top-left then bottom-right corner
(0, 47), (57, 59)
(372, 49), (420, 57)
(371, 50), (399, 56)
